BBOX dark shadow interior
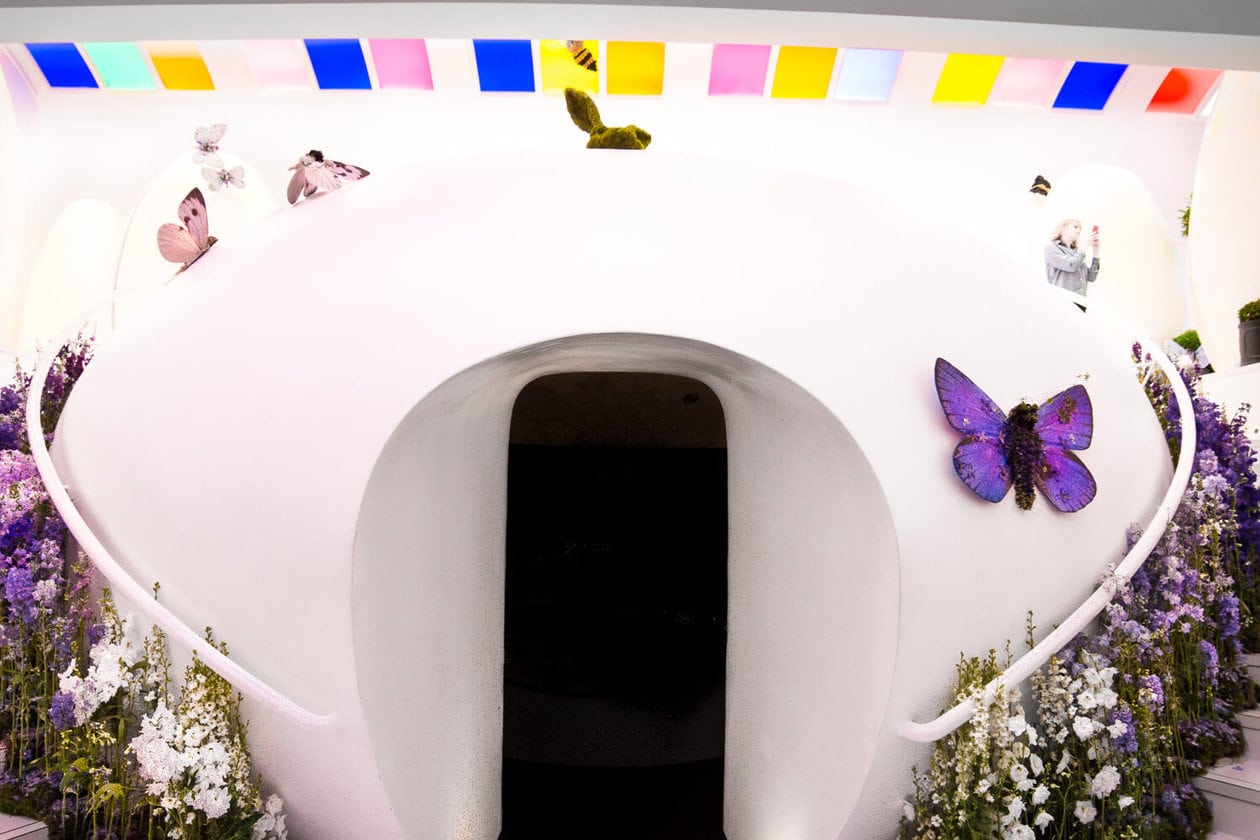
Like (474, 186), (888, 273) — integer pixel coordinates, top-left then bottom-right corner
(501, 372), (728, 840)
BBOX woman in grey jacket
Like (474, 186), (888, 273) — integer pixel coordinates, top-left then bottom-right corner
(1044, 218), (1101, 295)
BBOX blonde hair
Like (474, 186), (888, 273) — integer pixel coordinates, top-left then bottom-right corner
(1052, 218), (1083, 246)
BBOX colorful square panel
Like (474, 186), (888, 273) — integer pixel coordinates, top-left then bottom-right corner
(473, 40), (535, 92)
(25, 43), (97, 88)
(367, 39), (433, 89)
(989, 57), (1065, 106)
(832, 48), (901, 102)
(242, 40), (312, 88)
(83, 42), (155, 90)
(146, 42), (214, 90)
(932, 53), (1004, 105)
(541, 39), (598, 93)
(304, 39), (372, 89)
(606, 41), (664, 95)
(1053, 62), (1127, 110)
(1147, 68), (1223, 114)
(709, 44), (770, 96)
(771, 46), (837, 99)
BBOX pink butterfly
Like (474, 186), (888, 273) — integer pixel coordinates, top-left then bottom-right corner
(286, 149), (370, 204)
(156, 188), (217, 273)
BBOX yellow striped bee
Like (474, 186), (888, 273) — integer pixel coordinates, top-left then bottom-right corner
(565, 40), (597, 72)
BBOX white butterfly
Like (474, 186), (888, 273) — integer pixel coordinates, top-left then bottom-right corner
(157, 188), (217, 273)
(202, 166), (245, 191)
(286, 149), (370, 204)
(193, 123), (227, 167)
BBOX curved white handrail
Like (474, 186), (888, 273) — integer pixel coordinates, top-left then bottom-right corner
(899, 340), (1195, 742)
(25, 281), (338, 732)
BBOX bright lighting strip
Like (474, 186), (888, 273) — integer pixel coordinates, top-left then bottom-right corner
(1052, 61), (1128, 110)
(1146, 67), (1223, 114)
(770, 46), (838, 99)
(606, 41), (665, 95)
(540, 39), (599, 93)
(709, 44), (771, 96)
(366, 39), (433, 89)
(831, 48), (901, 102)
(988, 57), (1065, 107)
(82, 42), (155, 90)
(304, 39), (372, 90)
(24, 42), (97, 88)
(146, 42), (215, 90)
(472, 39), (535, 92)
(932, 53), (1004, 105)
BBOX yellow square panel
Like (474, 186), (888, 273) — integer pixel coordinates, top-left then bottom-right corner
(770, 46), (837, 99)
(606, 41), (665, 95)
(146, 42), (215, 90)
(933, 53), (1005, 105)
(540, 39), (599, 93)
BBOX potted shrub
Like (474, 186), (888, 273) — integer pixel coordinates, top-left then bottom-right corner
(1240, 299), (1260, 365)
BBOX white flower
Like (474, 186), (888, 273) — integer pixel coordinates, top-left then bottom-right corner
(1117, 795), (1134, 810)
(1056, 752), (1072, 774)
(1034, 811), (1054, 830)
(1090, 765), (1121, 798)
(1074, 800), (1097, 824)
(1028, 754), (1044, 777)
(1107, 719), (1129, 739)
(254, 794), (288, 840)
(1031, 784), (1050, 806)
(1006, 796), (1025, 820)
(1003, 825), (1034, 840)
(1072, 716), (1099, 740)
(901, 800), (914, 822)
(1010, 764), (1029, 785)
(33, 578), (58, 608)
(976, 777), (992, 794)
(1008, 715), (1027, 736)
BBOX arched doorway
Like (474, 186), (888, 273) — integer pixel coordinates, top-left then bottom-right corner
(501, 372), (728, 839)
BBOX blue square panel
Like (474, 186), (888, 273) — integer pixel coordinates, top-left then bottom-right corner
(1052, 62), (1128, 110)
(304, 39), (372, 90)
(473, 39), (535, 92)
(26, 43), (98, 88)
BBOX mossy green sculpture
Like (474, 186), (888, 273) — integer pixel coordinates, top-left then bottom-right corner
(564, 87), (651, 150)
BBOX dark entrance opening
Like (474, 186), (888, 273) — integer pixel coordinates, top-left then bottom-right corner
(501, 372), (728, 840)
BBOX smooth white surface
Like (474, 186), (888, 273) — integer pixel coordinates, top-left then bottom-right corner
(19, 200), (123, 351)
(53, 152), (1172, 839)
(1190, 71), (1260, 374)
(1045, 164), (1186, 341)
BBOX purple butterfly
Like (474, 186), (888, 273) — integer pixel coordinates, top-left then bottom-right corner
(934, 358), (1097, 512)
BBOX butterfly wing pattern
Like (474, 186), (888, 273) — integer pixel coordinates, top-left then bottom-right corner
(934, 358), (1097, 513)
(934, 358), (1012, 503)
(156, 188), (216, 272)
(287, 151), (370, 204)
(1034, 385), (1097, 512)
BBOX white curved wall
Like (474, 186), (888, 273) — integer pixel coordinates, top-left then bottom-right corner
(53, 152), (1172, 839)
(1189, 71), (1260, 373)
(1042, 163), (1185, 340)
(19, 199), (124, 351)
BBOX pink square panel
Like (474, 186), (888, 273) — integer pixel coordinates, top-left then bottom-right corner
(242, 39), (312, 88)
(709, 44), (771, 96)
(368, 39), (433, 89)
(990, 57), (1065, 106)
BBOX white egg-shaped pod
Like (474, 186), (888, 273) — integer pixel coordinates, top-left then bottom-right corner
(52, 151), (1172, 840)
(1040, 163), (1184, 342)
(19, 198), (125, 351)
(1189, 71), (1260, 373)
(112, 150), (276, 328)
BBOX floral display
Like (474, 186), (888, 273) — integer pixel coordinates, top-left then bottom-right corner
(902, 348), (1259, 839)
(0, 338), (287, 839)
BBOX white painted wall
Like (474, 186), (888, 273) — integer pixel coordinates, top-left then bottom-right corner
(52, 152), (1171, 839)
(1189, 71), (1260, 373)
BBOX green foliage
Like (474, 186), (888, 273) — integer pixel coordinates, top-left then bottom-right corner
(1238, 299), (1260, 324)
(1172, 330), (1202, 351)
(1179, 196), (1191, 238)
(563, 87), (652, 150)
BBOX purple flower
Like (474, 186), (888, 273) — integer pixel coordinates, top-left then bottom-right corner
(49, 690), (77, 729)
(1140, 674), (1165, 712)
(4, 563), (37, 624)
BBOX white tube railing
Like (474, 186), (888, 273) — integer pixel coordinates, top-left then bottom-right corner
(899, 339), (1195, 742)
(25, 281), (338, 732)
